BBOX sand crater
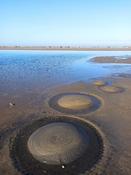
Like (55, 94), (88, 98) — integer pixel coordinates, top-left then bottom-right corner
(10, 116), (105, 175)
(49, 93), (101, 114)
(99, 85), (124, 93)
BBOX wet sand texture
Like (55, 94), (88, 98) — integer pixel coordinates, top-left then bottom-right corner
(28, 122), (89, 165)
(1, 76), (131, 175)
(57, 94), (92, 110)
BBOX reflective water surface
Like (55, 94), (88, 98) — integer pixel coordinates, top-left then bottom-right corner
(0, 50), (131, 95)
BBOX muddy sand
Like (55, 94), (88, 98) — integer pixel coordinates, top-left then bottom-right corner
(90, 56), (131, 64)
(0, 76), (131, 174)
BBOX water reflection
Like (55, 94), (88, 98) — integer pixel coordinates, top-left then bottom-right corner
(0, 50), (131, 95)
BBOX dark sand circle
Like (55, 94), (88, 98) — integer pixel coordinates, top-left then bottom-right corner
(99, 85), (124, 93)
(27, 122), (89, 165)
(10, 116), (104, 175)
(49, 93), (101, 114)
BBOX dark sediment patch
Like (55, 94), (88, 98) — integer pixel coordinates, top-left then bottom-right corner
(9, 116), (105, 175)
(48, 93), (101, 114)
(90, 56), (131, 64)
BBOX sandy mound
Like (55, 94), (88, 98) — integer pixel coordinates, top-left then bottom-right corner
(93, 80), (106, 86)
(28, 122), (89, 165)
(9, 116), (104, 175)
(100, 85), (123, 93)
(49, 93), (101, 114)
(57, 95), (92, 110)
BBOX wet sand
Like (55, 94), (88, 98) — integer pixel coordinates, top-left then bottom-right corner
(90, 56), (131, 64)
(0, 76), (131, 174)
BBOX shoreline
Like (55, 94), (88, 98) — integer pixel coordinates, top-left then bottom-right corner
(1, 47), (131, 51)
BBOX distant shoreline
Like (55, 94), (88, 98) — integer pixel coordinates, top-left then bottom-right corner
(90, 56), (131, 64)
(0, 46), (131, 51)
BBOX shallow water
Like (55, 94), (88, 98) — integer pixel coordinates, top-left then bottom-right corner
(0, 50), (131, 95)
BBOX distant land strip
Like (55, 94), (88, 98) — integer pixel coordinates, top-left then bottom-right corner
(0, 46), (131, 51)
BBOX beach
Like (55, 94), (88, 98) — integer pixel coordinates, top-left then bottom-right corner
(0, 51), (131, 174)
(2, 0), (131, 173)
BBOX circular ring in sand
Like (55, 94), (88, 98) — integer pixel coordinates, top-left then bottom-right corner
(99, 85), (124, 93)
(93, 80), (106, 86)
(48, 93), (101, 114)
(10, 116), (104, 175)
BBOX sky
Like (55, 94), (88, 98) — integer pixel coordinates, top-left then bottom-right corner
(0, 0), (131, 46)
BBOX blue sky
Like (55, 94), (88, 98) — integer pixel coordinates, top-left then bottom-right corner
(0, 0), (131, 46)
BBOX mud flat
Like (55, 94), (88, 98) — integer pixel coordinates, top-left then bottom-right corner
(90, 56), (131, 64)
(0, 76), (131, 174)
